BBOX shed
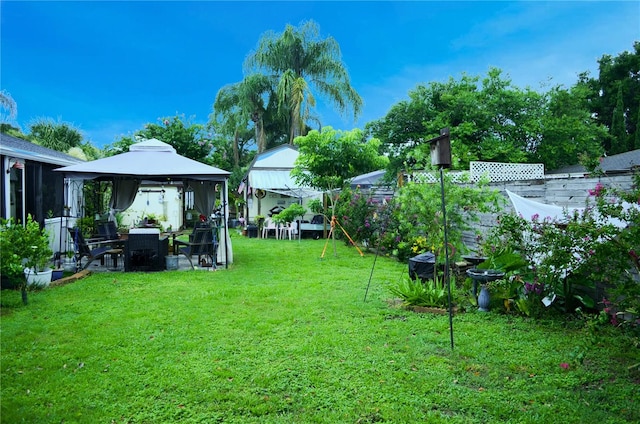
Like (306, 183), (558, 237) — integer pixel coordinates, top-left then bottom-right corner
(240, 145), (321, 223)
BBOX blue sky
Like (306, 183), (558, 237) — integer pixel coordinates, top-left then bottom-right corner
(1, 1), (638, 148)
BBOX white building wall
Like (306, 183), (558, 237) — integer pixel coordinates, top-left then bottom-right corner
(119, 186), (182, 231)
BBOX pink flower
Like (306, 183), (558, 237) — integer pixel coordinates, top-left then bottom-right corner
(560, 363), (570, 369)
(163, 119), (170, 126)
(588, 183), (604, 197)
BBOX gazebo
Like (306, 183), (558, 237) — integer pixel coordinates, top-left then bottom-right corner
(54, 139), (233, 266)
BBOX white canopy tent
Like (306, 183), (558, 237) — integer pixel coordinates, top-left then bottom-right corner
(55, 139), (234, 265)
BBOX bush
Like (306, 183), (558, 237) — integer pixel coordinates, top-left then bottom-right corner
(333, 187), (388, 246)
(481, 173), (640, 318)
(380, 173), (503, 263)
(388, 275), (450, 309)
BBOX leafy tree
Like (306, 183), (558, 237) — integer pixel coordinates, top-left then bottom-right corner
(244, 20), (363, 143)
(610, 83), (628, 154)
(368, 68), (546, 173)
(102, 135), (137, 157)
(0, 123), (28, 140)
(581, 41), (640, 154)
(635, 107), (640, 150)
(534, 84), (607, 170)
(136, 115), (212, 163)
(292, 127), (388, 255)
(29, 119), (82, 152)
(105, 115), (212, 164)
(369, 67), (611, 173)
(28, 118), (100, 160)
(365, 84), (436, 179)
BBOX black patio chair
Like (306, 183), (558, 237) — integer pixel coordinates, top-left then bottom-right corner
(174, 227), (217, 270)
(97, 221), (120, 241)
(67, 227), (112, 271)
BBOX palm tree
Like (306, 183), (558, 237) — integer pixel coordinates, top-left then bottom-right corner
(0, 90), (18, 124)
(244, 20), (363, 143)
(214, 74), (274, 153)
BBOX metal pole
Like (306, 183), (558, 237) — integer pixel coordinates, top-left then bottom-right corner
(440, 166), (454, 350)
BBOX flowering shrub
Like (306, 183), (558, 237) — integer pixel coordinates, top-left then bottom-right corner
(382, 173), (503, 263)
(333, 186), (390, 247)
(482, 172), (640, 318)
(331, 173), (502, 262)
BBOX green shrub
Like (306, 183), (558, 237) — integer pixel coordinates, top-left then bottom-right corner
(388, 275), (451, 308)
(381, 174), (503, 263)
(481, 172), (640, 317)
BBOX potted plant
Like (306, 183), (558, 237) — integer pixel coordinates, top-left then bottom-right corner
(63, 250), (76, 273)
(0, 215), (53, 304)
(21, 214), (54, 289)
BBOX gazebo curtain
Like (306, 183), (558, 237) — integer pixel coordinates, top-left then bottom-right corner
(190, 181), (218, 218)
(108, 179), (140, 222)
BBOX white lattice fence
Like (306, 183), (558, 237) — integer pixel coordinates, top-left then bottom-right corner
(409, 171), (470, 184)
(470, 161), (544, 182)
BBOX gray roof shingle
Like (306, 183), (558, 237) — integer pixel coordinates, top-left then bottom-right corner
(0, 133), (84, 166)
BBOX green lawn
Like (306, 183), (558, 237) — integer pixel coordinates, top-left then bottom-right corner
(1, 235), (638, 423)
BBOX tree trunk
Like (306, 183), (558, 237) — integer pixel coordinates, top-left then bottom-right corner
(233, 130), (240, 167)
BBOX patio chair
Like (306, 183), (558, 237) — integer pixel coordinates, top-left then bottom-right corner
(174, 227), (217, 270)
(67, 227), (112, 271)
(97, 221), (120, 242)
(279, 221), (298, 240)
(261, 218), (278, 238)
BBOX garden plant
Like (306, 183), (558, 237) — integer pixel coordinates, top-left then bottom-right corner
(0, 214), (53, 304)
(480, 174), (640, 323)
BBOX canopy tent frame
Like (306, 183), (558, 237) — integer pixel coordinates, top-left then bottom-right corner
(54, 139), (233, 268)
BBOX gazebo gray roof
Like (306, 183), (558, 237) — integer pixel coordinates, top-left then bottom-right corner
(55, 138), (230, 181)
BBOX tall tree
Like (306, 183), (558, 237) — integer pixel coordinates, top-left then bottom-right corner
(368, 68), (545, 174)
(136, 115), (212, 163)
(28, 119), (100, 160)
(0, 90), (18, 125)
(29, 119), (82, 152)
(610, 83), (628, 154)
(534, 84), (606, 170)
(581, 42), (640, 154)
(635, 106), (640, 150)
(244, 20), (363, 143)
(369, 67), (607, 173)
(292, 127), (388, 255)
(104, 115), (214, 165)
(213, 74), (274, 154)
